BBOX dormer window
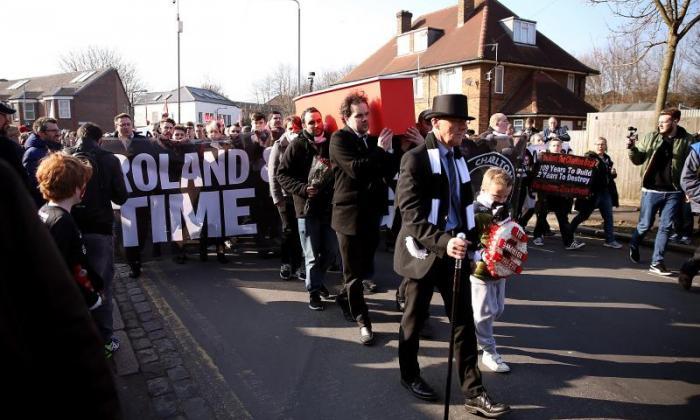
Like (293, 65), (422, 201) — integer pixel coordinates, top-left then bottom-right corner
(500, 17), (536, 45)
(396, 27), (443, 56)
(414, 29), (428, 52)
(397, 34), (411, 55)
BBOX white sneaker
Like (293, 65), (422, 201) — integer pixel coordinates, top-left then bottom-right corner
(603, 240), (623, 249)
(565, 240), (586, 250)
(481, 352), (510, 373)
(532, 237), (544, 246)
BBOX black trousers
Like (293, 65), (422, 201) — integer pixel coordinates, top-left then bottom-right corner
(398, 257), (484, 398)
(124, 207), (150, 265)
(534, 195), (573, 246)
(336, 215), (381, 328)
(277, 196), (303, 270)
(681, 244), (700, 277)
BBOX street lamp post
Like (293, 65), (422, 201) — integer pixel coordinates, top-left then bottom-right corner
(173, 0), (183, 123)
(287, 0), (301, 94)
(483, 43), (498, 119)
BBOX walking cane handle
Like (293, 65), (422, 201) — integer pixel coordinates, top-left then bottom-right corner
(455, 232), (466, 269)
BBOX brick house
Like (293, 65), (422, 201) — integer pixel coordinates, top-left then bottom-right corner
(0, 68), (130, 131)
(337, 0), (599, 133)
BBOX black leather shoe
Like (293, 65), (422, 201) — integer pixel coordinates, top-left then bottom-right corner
(464, 392), (511, 418)
(679, 271), (693, 290)
(128, 263), (141, 278)
(401, 376), (438, 401)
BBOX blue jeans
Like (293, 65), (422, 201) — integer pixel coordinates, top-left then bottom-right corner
(630, 190), (682, 264)
(83, 233), (115, 342)
(298, 217), (338, 293)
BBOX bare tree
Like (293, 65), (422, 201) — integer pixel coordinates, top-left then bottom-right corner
(589, 0), (700, 112)
(59, 45), (145, 103)
(313, 64), (355, 90)
(200, 75), (226, 97)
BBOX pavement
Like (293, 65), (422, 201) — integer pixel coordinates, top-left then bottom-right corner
(109, 220), (700, 419)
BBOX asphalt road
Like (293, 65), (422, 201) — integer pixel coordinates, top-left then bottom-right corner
(141, 233), (700, 419)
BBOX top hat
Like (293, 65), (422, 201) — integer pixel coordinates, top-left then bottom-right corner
(424, 94), (475, 121)
(0, 102), (17, 115)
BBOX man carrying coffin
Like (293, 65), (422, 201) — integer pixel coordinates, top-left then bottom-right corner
(394, 94), (510, 417)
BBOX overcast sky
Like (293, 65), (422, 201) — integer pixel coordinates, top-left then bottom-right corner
(4, 0), (624, 102)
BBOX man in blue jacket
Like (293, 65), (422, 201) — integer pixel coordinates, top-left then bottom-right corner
(679, 138), (700, 290)
(22, 117), (62, 205)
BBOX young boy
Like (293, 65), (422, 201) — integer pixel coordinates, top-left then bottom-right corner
(36, 153), (104, 311)
(471, 168), (513, 373)
(532, 138), (586, 249)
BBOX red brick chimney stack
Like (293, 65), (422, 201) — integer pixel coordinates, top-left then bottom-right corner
(396, 10), (413, 35)
(458, 0), (485, 27)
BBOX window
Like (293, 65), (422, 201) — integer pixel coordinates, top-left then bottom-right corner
(561, 120), (573, 131)
(58, 100), (71, 119)
(70, 70), (96, 84)
(198, 112), (203, 123)
(24, 103), (35, 121)
(513, 20), (536, 45)
(567, 74), (575, 92)
(397, 34), (410, 55)
(413, 76), (423, 98)
(494, 65), (504, 94)
(438, 67), (462, 94)
(414, 30), (428, 52)
(513, 119), (524, 132)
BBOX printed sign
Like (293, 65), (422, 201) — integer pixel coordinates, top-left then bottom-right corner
(531, 152), (598, 198)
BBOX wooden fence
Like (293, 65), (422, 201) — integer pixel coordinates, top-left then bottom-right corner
(567, 110), (700, 206)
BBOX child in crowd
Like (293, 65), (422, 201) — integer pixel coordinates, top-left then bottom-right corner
(36, 153), (104, 311)
(471, 168), (513, 373)
(532, 138), (586, 250)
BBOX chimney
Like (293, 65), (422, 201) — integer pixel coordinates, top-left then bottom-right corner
(396, 10), (413, 35)
(458, 0), (484, 26)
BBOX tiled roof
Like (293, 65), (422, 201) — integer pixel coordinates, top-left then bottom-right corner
(500, 71), (598, 116)
(134, 86), (237, 107)
(0, 68), (111, 99)
(339, 0), (597, 84)
(601, 103), (656, 112)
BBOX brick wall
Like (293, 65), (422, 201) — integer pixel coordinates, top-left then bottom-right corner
(73, 69), (130, 131)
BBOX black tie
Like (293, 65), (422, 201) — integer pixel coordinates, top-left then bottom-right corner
(446, 150), (461, 227)
(359, 135), (368, 150)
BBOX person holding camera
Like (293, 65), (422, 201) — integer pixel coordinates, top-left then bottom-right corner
(627, 109), (696, 275)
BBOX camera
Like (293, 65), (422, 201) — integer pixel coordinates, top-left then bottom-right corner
(626, 126), (638, 149)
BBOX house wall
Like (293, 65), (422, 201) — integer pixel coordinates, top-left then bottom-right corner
(73, 70), (130, 131)
(412, 64), (590, 134)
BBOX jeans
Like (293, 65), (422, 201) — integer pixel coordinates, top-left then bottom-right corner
(83, 233), (115, 343)
(673, 202), (694, 238)
(630, 190), (682, 264)
(570, 191), (616, 243)
(298, 217), (338, 294)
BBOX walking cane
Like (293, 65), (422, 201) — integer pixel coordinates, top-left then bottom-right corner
(443, 232), (466, 420)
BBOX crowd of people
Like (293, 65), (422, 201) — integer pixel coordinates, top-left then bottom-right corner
(1, 93), (698, 418)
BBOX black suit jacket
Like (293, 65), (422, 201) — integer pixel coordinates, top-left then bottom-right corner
(393, 133), (477, 279)
(329, 126), (396, 235)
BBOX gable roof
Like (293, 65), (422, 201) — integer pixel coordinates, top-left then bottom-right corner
(500, 71), (598, 116)
(134, 86), (237, 107)
(0, 68), (113, 101)
(339, 0), (597, 84)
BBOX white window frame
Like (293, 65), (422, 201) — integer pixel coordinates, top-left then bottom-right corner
(567, 74), (575, 92)
(561, 120), (573, 131)
(513, 119), (524, 132)
(413, 76), (423, 98)
(47, 100), (56, 119)
(514, 20), (536, 45)
(438, 67), (462, 95)
(397, 34), (411, 56)
(24, 103), (36, 121)
(414, 30), (428, 52)
(494, 65), (504, 94)
(58, 99), (71, 119)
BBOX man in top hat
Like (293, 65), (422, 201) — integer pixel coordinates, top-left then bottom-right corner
(394, 94), (510, 417)
(0, 102), (29, 186)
